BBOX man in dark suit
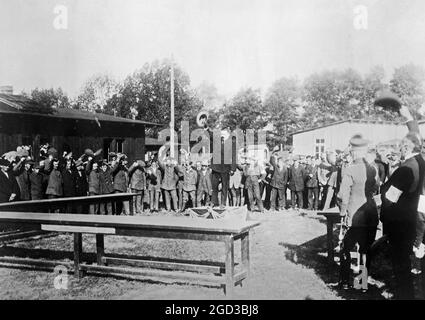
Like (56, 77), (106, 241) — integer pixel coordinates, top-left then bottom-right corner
(209, 129), (236, 208)
(381, 105), (425, 299)
(0, 158), (20, 203)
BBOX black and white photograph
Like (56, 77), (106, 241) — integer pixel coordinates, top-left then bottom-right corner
(1, 0), (425, 305)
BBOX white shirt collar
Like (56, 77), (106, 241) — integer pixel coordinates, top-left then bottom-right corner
(404, 152), (419, 161)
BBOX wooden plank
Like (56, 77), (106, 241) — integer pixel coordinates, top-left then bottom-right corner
(79, 264), (222, 285)
(0, 212), (260, 235)
(224, 236), (235, 296)
(0, 193), (141, 210)
(0, 230), (45, 242)
(326, 219), (334, 265)
(102, 256), (224, 274)
(73, 233), (82, 278)
(241, 232), (250, 278)
(116, 228), (226, 242)
(96, 234), (104, 266)
(0, 256), (73, 270)
(41, 224), (115, 234)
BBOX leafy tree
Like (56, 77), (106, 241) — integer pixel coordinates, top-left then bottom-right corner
(390, 64), (425, 119)
(74, 74), (120, 112)
(219, 88), (266, 132)
(263, 77), (301, 146)
(24, 87), (71, 110)
(105, 59), (203, 135)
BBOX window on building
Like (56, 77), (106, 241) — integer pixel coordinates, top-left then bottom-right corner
(315, 138), (325, 158)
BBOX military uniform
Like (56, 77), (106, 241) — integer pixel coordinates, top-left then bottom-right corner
(338, 142), (379, 287)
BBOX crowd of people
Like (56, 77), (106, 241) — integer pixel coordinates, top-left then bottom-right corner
(0, 137), (400, 216)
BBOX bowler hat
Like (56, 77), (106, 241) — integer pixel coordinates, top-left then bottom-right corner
(374, 90), (402, 112)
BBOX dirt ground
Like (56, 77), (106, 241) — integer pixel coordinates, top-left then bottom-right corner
(0, 209), (423, 300)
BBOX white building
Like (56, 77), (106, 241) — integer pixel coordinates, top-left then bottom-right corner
(291, 119), (425, 157)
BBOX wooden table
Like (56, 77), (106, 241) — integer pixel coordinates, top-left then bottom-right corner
(0, 193), (139, 214)
(0, 212), (260, 295)
(317, 208), (343, 265)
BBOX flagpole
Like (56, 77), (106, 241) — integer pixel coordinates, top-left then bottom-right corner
(170, 56), (175, 159)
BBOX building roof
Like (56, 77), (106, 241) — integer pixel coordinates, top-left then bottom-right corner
(291, 119), (404, 136)
(0, 94), (162, 127)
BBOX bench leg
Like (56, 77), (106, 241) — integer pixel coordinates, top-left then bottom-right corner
(96, 234), (105, 266)
(129, 197), (134, 216)
(326, 219), (334, 265)
(241, 232), (250, 286)
(74, 233), (83, 278)
(224, 236), (235, 296)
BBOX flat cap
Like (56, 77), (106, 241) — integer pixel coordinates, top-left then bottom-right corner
(349, 134), (370, 149)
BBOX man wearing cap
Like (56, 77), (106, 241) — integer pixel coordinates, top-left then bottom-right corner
(86, 157), (101, 214)
(380, 105), (425, 299)
(111, 154), (129, 215)
(29, 163), (45, 200)
(13, 157), (33, 201)
(338, 134), (379, 289)
(45, 157), (63, 199)
(0, 158), (20, 203)
(98, 159), (114, 215)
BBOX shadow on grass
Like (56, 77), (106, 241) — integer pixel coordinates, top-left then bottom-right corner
(278, 229), (397, 300)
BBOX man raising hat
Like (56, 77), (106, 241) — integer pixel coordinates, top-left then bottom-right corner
(380, 104), (425, 299)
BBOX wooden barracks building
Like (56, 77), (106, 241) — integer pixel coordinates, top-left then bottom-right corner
(291, 119), (412, 157)
(0, 92), (162, 162)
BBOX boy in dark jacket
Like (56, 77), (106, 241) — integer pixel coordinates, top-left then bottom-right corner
(29, 163), (45, 200)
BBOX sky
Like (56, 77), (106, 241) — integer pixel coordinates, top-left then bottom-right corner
(1, 0), (425, 98)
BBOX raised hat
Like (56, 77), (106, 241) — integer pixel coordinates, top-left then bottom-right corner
(374, 90), (402, 112)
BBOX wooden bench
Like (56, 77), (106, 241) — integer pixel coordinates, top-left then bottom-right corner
(0, 211), (260, 295)
(0, 193), (140, 215)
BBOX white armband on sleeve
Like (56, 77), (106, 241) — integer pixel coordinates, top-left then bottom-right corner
(418, 195), (425, 214)
(386, 185), (402, 203)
